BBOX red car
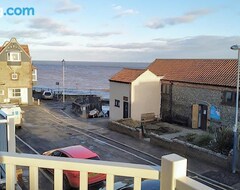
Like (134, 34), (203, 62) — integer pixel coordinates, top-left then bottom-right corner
(43, 145), (106, 189)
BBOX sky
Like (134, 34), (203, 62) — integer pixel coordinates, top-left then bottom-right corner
(0, 0), (240, 62)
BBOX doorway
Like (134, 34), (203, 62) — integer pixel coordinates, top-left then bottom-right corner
(123, 102), (129, 118)
(192, 104), (208, 130)
(198, 104), (208, 130)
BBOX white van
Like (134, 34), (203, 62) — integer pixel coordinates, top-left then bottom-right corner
(0, 104), (23, 128)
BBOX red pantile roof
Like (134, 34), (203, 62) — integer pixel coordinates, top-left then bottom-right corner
(110, 68), (147, 83)
(0, 43), (30, 56)
(148, 59), (238, 87)
(0, 45), (6, 53)
(20, 45), (30, 56)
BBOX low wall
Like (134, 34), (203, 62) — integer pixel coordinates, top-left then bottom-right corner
(108, 121), (142, 139)
(150, 133), (231, 169)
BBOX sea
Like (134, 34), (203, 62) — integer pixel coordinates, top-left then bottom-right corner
(33, 61), (149, 99)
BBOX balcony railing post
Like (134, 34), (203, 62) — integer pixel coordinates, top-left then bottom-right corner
(54, 169), (63, 190)
(7, 117), (15, 153)
(30, 166), (39, 190)
(6, 163), (15, 190)
(106, 174), (114, 190)
(160, 154), (187, 190)
(80, 171), (88, 190)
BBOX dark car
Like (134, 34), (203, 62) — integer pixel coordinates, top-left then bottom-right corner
(118, 180), (160, 190)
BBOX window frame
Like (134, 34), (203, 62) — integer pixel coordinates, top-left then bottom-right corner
(115, 99), (120, 107)
(11, 73), (18, 80)
(222, 91), (236, 106)
(7, 51), (21, 62)
(161, 84), (170, 95)
(32, 68), (37, 81)
(0, 90), (4, 96)
(10, 88), (21, 97)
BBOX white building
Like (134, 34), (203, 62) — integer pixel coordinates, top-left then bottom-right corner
(109, 68), (161, 121)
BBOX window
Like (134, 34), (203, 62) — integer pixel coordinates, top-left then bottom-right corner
(222, 91), (236, 106)
(11, 73), (18, 80)
(52, 151), (62, 157)
(162, 84), (170, 94)
(60, 153), (68, 158)
(7, 52), (21, 62)
(0, 90), (4, 95)
(115, 99), (120, 107)
(11, 89), (21, 97)
(123, 96), (128, 101)
(32, 69), (37, 81)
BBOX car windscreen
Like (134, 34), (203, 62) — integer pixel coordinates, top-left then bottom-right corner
(44, 92), (51, 96)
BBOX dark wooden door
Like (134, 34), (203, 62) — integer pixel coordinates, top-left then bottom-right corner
(199, 105), (208, 130)
(123, 102), (128, 118)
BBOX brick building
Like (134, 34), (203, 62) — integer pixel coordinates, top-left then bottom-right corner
(0, 37), (37, 105)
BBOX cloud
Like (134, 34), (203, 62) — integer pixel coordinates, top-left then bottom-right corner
(37, 41), (70, 46)
(30, 35), (240, 62)
(29, 18), (79, 36)
(87, 35), (240, 57)
(112, 4), (138, 18)
(87, 42), (165, 51)
(56, 0), (81, 13)
(0, 30), (45, 39)
(80, 31), (122, 38)
(145, 9), (212, 29)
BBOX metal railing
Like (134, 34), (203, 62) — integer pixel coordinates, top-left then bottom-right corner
(0, 151), (214, 190)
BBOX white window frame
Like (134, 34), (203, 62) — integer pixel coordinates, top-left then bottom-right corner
(0, 90), (4, 96)
(32, 69), (37, 81)
(7, 52), (21, 62)
(9, 88), (21, 97)
(11, 73), (18, 80)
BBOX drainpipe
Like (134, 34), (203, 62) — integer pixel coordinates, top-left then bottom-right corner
(169, 82), (173, 122)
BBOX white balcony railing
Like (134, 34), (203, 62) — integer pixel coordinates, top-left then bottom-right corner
(0, 151), (214, 190)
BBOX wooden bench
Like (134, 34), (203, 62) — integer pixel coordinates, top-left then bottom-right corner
(141, 113), (157, 123)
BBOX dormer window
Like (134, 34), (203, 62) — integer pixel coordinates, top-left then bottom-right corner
(7, 51), (21, 62)
(11, 73), (18, 80)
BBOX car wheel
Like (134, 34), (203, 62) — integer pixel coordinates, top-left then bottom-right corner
(63, 175), (71, 190)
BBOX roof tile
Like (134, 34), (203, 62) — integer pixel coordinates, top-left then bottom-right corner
(148, 59), (238, 87)
(110, 68), (147, 83)
(0, 43), (30, 56)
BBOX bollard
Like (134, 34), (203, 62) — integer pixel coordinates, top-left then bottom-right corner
(37, 99), (40, 105)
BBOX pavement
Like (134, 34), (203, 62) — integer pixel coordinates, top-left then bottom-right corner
(17, 99), (240, 189)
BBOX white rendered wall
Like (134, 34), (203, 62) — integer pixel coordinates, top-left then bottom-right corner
(131, 70), (161, 121)
(110, 82), (130, 120)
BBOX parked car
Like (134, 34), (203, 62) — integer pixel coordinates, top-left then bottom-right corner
(0, 104), (23, 128)
(43, 145), (106, 190)
(42, 91), (53, 100)
(117, 180), (160, 190)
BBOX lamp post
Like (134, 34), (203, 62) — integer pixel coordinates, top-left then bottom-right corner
(230, 44), (240, 173)
(62, 59), (65, 104)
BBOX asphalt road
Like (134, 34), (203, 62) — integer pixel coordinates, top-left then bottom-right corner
(15, 101), (240, 190)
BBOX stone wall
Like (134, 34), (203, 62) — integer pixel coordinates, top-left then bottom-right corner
(150, 133), (231, 169)
(161, 82), (237, 128)
(108, 121), (142, 139)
